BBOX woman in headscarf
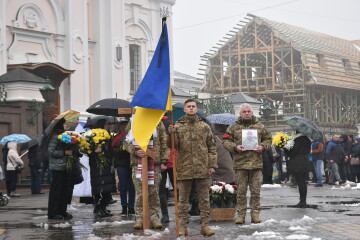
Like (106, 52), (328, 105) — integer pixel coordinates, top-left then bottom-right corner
(47, 118), (73, 220)
(89, 119), (116, 217)
(6, 142), (23, 197)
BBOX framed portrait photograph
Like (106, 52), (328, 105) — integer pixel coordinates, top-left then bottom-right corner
(242, 129), (258, 150)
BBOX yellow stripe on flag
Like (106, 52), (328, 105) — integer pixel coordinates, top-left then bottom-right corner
(132, 107), (166, 151)
(166, 87), (172, 111)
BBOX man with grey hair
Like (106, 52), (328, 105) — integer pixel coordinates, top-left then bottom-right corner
(223, 103), (272, 224)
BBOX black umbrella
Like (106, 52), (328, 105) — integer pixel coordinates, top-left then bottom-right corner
(283, 115), (324, 141)
(86, 98), (131, 117)
(84, 116), (120, 129)
(20, 134), (43, 151)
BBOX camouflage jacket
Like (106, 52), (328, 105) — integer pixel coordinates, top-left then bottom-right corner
(124, 121), (168, 166)
(171, 115), (217, 180)
(222, 116), (272, 170)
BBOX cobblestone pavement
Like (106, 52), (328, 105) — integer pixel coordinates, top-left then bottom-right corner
(0, 183), (359, 239)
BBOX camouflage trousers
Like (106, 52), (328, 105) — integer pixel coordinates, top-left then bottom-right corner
(178, 178), (211, 227)
(132, 165), (161, 222)
(235, 169), (262, 217)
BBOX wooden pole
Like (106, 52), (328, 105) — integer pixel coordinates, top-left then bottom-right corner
(169, 110), (179, 237)
(141, 155), (150, 230)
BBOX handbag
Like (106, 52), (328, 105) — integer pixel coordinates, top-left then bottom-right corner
(350, 157), (360, 166)
(15, 164), (24, 173)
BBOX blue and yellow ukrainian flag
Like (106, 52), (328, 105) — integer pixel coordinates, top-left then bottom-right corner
(130, 19), (172, 150)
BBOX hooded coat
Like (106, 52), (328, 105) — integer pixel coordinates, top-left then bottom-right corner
(171, 115), (217, 180)
(88, 119), (115, 195)
(222, 116), (272, 170)
(6, 142), (24, 171)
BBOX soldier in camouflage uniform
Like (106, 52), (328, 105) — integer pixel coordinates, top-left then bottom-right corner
(168, 99), (217, 236)
(222, 103), (272, 224)
(124, 121), (168, 230)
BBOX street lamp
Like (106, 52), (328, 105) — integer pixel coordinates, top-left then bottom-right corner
(27, 77), (55, 124)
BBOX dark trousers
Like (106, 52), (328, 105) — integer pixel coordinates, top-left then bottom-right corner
(116, 166), (135, 208)
(292, 171), (307, 203)
(30, 167), (42, 194)
(262, 160), (273, 184)
(48, 170), (71, 217)
(94, 192), (112, 211)
(3, 167), (11, 195)
(159, 168), (174, 213)
(338, 162), (346, 181)
(7, 170), (18, 193)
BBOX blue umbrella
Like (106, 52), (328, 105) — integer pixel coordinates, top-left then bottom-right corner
(0, 134), (31, 145)
(206, 113), (238, 125)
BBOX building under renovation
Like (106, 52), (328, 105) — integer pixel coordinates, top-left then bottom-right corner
(200, 14), (360, 134)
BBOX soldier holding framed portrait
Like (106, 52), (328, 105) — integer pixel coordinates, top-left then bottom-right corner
(222, 103), (272, 225)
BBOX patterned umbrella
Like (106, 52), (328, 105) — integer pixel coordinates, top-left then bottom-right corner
(206, 113), (238, 125)
(283, 115), (324, 141)
(0, 134), (31, 145)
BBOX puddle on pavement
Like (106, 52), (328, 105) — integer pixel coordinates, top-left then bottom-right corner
(318, 209), (350, 213)
(346, 214), (360, 216)
(262, 204), (319, 209)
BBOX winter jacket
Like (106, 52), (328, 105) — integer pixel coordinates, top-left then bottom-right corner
(222, 116), (272, 170)
(284, 135), (311, 173)
(352, 143), (360, 158)
(89, 135), (115, 195)
(6, 142), (24, 171)
(48, 129), (67, 171)
(311, 141), (324, 161)
(342, 140), (353, 157)
(125, 121), (169, 167)
(325, 140), (346, 164)
(171, 115), (217, 180)
(112, 132), (131, 168)
(28, 145), (43, 170)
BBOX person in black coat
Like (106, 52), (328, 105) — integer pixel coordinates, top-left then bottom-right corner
(113, 119), (135, 216)
(89, 119), (116, 217)
(262, 149), (275, 184)
(284, 132), (311, 208)
(28, 144), (44, 194)
(2, 143), (11, 195)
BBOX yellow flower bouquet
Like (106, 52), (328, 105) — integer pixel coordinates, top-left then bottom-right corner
(272, 132), (292, 149)
(80, 128), (111, 172)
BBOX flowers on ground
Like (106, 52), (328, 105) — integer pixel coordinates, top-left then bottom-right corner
(209, 182), (237, 208)
(80, 128), (111, 172)
(272, 132), (292, 149)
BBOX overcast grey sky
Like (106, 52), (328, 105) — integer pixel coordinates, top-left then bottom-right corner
(172, 0), (360, 77)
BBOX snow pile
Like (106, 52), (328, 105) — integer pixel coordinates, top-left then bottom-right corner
(92, 220), (134, 227)
(340, 203), (359, 207)
(210, 225), (221, 230)
(351, 183), (360, 190)
(36, 223), (49, 230)
(52, 222), (72, 228)
(280, 216), (316, 227)
(252, 231), (282, 239)
(262, 184), (282, 188)
(110, 229), (170, 239)
(32, 215), (48, 220)
(86, 234), (103, 240)
(285, 234), (310, 239)
(74, 221), (84, 225)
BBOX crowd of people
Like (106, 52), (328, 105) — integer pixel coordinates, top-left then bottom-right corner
(1, 99), (360, 237)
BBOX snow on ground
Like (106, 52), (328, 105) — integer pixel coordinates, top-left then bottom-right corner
(223, 215), (324, 240)
(262, 184), (282, 188)
(92, 220), (135, 227)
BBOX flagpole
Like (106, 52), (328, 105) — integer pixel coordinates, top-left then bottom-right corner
(141, 154), (150, 230)
(170, 110), (179, 237)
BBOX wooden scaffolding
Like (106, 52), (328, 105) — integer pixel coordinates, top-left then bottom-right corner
(200, 14), (360, 134)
